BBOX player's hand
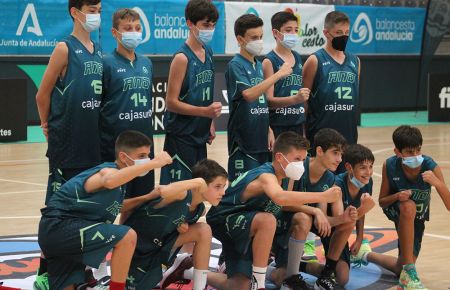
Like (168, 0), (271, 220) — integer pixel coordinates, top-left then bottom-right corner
(350, 238), (363, 256)
(205, 102), (222, 119)
(314, 208), (331, 237)
(343, 206), (358, 223)
(360, 193), (375, 211)
(268, 128), (275, 151)
(153, 151), (173, 167)
(207, 122), (216, 145)
(422, 170), (440, 187)
(177, 223), (189, 234)
(41, 122), (48, 141)
(277, 62), (293, 79)
(397, 190), (412, 202)
(294, 88), (311, 103)
(147, 186), (163, 200)
(323, 187), (341, 203)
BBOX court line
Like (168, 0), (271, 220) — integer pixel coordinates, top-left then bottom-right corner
(372, 142), (450, 154)
(0, 158), (47, 164)
(0, 178), (46, 187)
(365, 224), (450, 241)
(0, 190), (44, 196)
(0, 216), (41, 219)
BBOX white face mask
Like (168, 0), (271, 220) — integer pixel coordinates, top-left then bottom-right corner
(124, 153), (150, 177)
(280, 154), (305, 180)
(77, 10), (101, 32)
(245, 39), (264, 56)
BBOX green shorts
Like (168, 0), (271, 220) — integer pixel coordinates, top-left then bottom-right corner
(160, 134), (207, 185)
(228, 146), (270, 182)
(209, 211), (259, 278)
(38, 216), (130, 289)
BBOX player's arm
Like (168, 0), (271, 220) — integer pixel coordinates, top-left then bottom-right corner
(302, 55), (318, 91)
(241, 62), (293, 102)
(422, 165), (450, 211)
(262, 59), (310, 108)
(35, 42), (68, 138)
(378, 161), (410, 208)
(121, 186), (162, 214)
(350, 215), (365, 255)
(83, 152), (172, 192)
(157, 178), (208, 206)
(260, 173), (340, 206)
(357, 56), (361, 80)
(166, 53), (221, 119)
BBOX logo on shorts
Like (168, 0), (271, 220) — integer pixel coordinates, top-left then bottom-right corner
(153, 238), (162, 247)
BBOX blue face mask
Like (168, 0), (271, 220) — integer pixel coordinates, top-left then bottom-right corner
(195, 27), (215, 44)
(350, 174), (366, 189)
(280, 33), (299, 49)
(77, 10), (101, 32)
(402, 155), (424, 169)
(118, 31), (143, 50)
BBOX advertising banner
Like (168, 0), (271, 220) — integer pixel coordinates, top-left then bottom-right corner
(224, 2), (334, 55)
(337, 6), (426, 54)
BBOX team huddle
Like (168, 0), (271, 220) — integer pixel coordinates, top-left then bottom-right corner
(33, 0), (450, 290)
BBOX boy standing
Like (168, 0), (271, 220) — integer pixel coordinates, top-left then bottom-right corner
(38, 130), (172, 290)
(161, 0), (222, 185)
(262, 11), (310, 139)
(353, 125), (450, 290)
(227, 14), (293, 181)
(35, 0), (102, 287)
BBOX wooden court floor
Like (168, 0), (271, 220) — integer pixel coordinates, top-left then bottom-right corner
(0, 124), (449, 289)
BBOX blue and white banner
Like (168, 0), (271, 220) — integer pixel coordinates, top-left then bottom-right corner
(101, 0), (225, 54)
(337, 6), (426, 54)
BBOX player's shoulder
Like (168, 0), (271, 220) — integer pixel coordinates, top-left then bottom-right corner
(423, 155), (438, 169)
(172, 51), (189, 64)
(334, 172), (347, 187)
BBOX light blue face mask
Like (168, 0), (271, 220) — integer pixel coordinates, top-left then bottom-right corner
(350, 174), (366, 189)
(77, 10), (101, 32)
(118, 31), (143, 50)
(196, 28), (215, 44)
(402, 155), (424, 169)
(281, 33), (299, 49)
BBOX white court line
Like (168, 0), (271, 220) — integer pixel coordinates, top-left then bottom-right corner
(372, 142), (450, 154)
(0, 216), (41, 219)
(0, 190), (44, 196)
(0, 158), (47, 164)
(0, 178), (46, 187)
(366, 224), (450, 241)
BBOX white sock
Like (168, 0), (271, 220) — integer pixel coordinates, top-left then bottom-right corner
(183, 267), (194, 280)
(193, 268), (208, 290)
(361, 252), (369, 263)
(94, 261), (108, 278)
(287, 237), (305, 277)
(306, 232), (316, 241)
(252, 266), (267, 289)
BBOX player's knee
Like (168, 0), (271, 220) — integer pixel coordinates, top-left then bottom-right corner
(399, 200), (416, 217)
(337, 220), (355, 232)
(337, 274), (349, 286)
(254, 212), (276, 231)
(292, 212), (312, 232)
(196, 222), (212, 241)
(118, 228), (137, 249)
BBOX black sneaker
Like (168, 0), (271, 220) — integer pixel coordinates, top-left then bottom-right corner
(314, 275), (337, 290)
(280, 274), (313, 290)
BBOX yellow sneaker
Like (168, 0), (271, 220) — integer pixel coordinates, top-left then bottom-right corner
(350, 238), (371, 268)
(301, 240), (318, 263)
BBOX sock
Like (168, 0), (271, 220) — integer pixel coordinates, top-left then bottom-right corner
(286, 237), (305, 276)
(252, 266), (267, 289)
(403, 263), (415, 271)
(361, 252), (369, 263)
(193, 269), (208, 290)
(38, 258), (47, 275)
(94, 261), (109, 279)
(306, 232), (316, 241)
(109, 281), (125, 290)
(322, 257), (338, 277)
(299, 262), (308, 273)
(183, 267), (194, 280)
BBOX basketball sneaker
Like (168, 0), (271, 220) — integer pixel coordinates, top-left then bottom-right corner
(280, 274), (313, 290)
(301, 240), (318, 263)
(398, 264), (427, 290)
(314, 274), (337, 290)
(33, 270), (49, 290)
(160, 253), (193, 289)
(350, 238), (371, 268)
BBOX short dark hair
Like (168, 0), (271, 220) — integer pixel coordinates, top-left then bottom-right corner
(185, 0), (219, 24)
(113, 8), (140, 29)
(192, 159), (228, 184)
(115, 130), (152, 158)
(271, 11), (298, 31)
(273, 131), (310, 157)
(324, 11), (350, 30)
(234, 14), (264, 37)
(344, 144), (375, 167)
(313, 128), (346, 154)
(392, 125), (423, 152)
(68, 0), (100, 19)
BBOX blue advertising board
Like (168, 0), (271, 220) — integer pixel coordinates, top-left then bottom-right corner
(337, 6), (426, 54)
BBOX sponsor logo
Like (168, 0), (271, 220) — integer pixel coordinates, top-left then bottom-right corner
(117, 68), (126, 73)
(132, 7), (151, 44)
(351, 13), (373, 46)
(439, 87), (450, 109)
(16, 4), (43, 36)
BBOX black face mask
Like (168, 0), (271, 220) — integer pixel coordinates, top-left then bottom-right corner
(331, 35), (349, 51)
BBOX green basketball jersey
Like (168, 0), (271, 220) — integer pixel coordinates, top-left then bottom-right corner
(207, 162), (284, 223)
(385, 155), (437, 221)
(226, 54), (269, 154)
(265, 50), (305, 127)
(100, 50), (153, 162)
(307, 48), (359, 145)
(41, 162), (124, 224)
(335, 172), (373, 209)
(47, 35), (103, 168)
(164, 43), (215, 146)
